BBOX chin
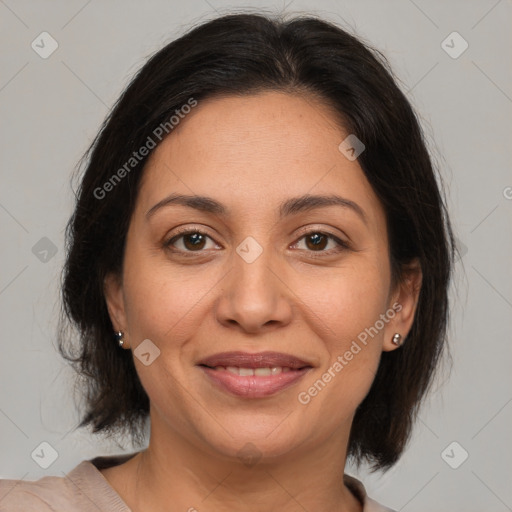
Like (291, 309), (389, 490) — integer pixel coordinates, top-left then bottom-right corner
(193, 413), (308, 462)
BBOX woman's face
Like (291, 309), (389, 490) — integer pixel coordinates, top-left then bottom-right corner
(105, 91), (419, 462)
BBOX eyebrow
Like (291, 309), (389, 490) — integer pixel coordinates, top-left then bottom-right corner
(145, 193), (367, 224)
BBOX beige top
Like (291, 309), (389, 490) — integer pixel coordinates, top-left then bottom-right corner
(0, 453), (395, 511)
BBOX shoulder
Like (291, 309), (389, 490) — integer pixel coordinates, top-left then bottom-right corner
(0, 472), (75, 511)
(0, 456), (133, 512)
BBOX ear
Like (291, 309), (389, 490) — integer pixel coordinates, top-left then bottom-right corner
(103, 272), (128, 340)
(382, 259), (422, 352)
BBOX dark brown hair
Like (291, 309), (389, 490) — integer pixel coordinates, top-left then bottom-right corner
(59, 12), (454, 470)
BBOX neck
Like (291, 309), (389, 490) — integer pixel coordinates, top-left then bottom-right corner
(120, 414), (362, 512)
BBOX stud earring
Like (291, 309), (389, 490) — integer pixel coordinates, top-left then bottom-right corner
(115, 331), (125, 348)
(392, 333), (402, 346)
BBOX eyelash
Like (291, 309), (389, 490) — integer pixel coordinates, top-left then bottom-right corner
(163, 227), (350, 258)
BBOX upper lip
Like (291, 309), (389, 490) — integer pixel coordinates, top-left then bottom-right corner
(197, 351), (312, 369)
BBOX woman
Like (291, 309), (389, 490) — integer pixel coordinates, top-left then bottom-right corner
(0, 12), (453, 512)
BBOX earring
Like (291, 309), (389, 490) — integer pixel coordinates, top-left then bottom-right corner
(391, 333), (402, 347)
(115, 331), (125, 348)
(392, 333), (402, 346)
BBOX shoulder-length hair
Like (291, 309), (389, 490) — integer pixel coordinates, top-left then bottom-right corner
(59, 12), (454, 470)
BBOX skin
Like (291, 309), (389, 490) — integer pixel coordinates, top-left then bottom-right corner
(102, 91), (422, 512)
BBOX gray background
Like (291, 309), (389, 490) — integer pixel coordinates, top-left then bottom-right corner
(1, 0), (511, 510)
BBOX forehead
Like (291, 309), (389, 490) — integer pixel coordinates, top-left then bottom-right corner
(149, 91), (346, 168)
(136, 91), (384, 224)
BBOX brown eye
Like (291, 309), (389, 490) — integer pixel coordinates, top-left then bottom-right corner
(305, 233), (328, 251)
(182, 232), (207, 251)
(165, 230), (219, 253)
(292, 231), (349, 254)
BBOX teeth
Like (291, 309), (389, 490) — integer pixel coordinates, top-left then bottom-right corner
(255, 367), (272, 376)
(217, 366), (289, 376)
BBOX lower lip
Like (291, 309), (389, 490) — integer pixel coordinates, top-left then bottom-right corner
(199, 366), (311, 398)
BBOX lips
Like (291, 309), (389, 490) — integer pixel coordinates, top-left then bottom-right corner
(197, 351), (312, 370)
(197, 351), (313, 398)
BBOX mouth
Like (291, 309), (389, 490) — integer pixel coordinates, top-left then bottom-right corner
(197, 351), (313, 398)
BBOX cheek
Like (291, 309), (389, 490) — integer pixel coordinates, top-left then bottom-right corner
(294, 262), (389, 410)
(299, 259), (390, 345)
(121, 245), (214, 341)
(120, 256), (207, 426)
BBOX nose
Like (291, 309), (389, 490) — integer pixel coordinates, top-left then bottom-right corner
(215, 242), (293, 334)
